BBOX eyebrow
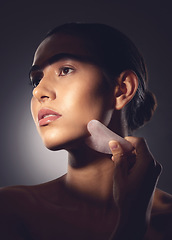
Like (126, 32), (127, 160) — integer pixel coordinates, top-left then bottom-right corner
(29, 53), (98, 77)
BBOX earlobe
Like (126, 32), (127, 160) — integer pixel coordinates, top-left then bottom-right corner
(114, 70), (138, 110)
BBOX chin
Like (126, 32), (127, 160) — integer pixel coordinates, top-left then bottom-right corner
(44, 141), (62, 151)
(40, 127), (89, 152)
(44, 137), (87, 152)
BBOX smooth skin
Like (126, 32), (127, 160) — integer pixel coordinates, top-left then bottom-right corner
(0, 33), (172, 240)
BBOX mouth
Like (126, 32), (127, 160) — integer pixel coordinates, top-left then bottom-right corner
(38, 108), (62, 126)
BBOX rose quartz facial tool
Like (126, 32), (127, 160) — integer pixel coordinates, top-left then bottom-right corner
(86, 120), (133, 154)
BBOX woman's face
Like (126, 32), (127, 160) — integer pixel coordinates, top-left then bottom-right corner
(30, 33), (115, 151)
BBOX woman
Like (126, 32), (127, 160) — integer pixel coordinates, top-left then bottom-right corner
(0, 23), (172, 240)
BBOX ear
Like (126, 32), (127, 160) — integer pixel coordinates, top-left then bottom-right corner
(114, 70), (138, 110)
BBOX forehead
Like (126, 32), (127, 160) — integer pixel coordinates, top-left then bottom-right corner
(33, 33), (96, 67)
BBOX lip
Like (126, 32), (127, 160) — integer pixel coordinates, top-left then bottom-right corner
(38, 108), (62, 126)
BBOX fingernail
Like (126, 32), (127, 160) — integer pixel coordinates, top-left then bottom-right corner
(109, 141), (118, 150)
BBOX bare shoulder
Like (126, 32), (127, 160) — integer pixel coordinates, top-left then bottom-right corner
(0, 176), (66, 239)
(0, 184), (36, 239)
(0, 183), (43, 224)
(153, 188), (172, 213)
(148, 188), (172, 239)
(0, 184), (33, 199)
(0, 175), (65, 210)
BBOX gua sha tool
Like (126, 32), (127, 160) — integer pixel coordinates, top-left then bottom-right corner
(86, 120), (133, 154)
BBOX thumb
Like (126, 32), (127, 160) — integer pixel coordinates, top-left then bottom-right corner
(109, 140), (130, 179)
(109, 140), (136, 170)
(109, 140), (124, 162)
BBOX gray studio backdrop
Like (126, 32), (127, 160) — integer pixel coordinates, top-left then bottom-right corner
(0, 0), (172, 194)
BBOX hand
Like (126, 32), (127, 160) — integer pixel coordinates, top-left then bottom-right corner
(109, 137), (162, 240)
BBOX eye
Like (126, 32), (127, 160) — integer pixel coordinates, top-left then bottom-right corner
(30, 71), (44, 89)
(59, 67), (74, 76)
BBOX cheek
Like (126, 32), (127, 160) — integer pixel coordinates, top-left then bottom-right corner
(29, 71), (114, 150)
(82, 88), (114, 125)
(30, 97), (38, 124)
(62, 83), (113, 125)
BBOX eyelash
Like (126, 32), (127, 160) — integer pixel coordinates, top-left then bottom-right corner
(29, 71), (44, 89)
(31, 78), (41, 89)
(58, 67), (74, 76)
(29, 66), (75, 89)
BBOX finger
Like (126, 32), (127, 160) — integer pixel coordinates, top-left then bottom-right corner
(109, 140), (136, 169)
(109, 140), (136, 177)
(109, 140), (128, 180)
(109, 140), (124, 162)
(125, 137), (151, 160)
(125, 137), (153, 168)
(125, 137), (162, 185)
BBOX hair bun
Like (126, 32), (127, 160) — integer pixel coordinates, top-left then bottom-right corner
(142, 90), (157, 122)
(125, 90), (157, 132)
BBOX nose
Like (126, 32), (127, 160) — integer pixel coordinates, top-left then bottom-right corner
(32, 78), (56, 102)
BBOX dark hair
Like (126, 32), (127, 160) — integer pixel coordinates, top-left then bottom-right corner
(45, 23), (157, 132)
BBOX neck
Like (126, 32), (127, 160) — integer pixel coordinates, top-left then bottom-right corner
(65, 144), (115, 203)
(64, 112), (127, 205)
